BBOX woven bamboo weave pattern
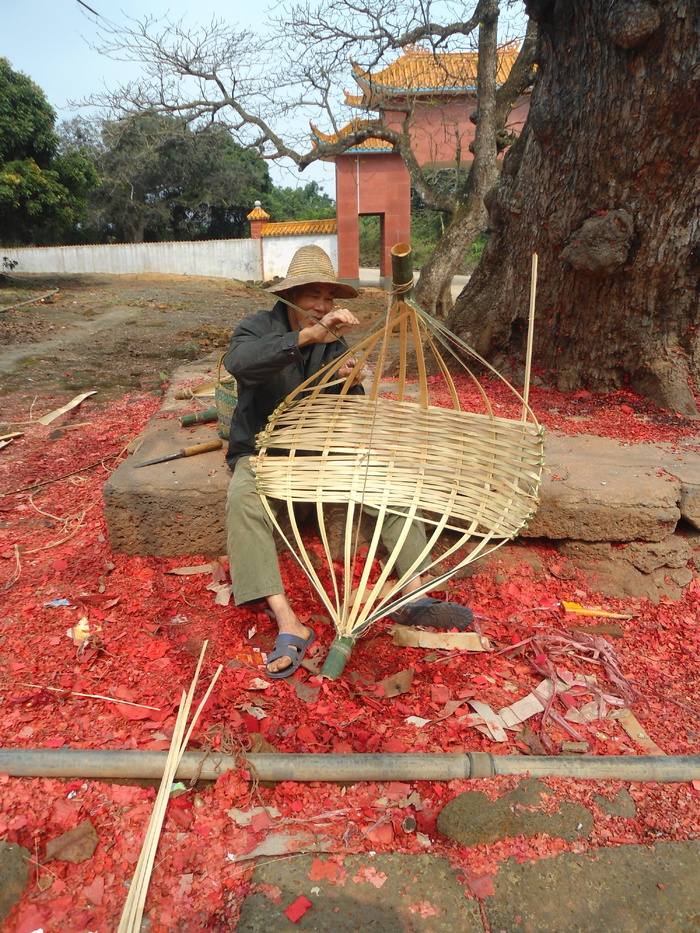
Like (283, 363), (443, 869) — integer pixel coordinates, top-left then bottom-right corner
(255, 395), (542, 537)
(249, 245), (544, 653)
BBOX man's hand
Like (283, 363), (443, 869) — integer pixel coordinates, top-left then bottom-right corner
(297, 308), (360, 346)
(336, 357), (366, 385)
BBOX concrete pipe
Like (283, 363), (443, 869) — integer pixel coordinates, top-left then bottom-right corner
(0, 749), (698, 783)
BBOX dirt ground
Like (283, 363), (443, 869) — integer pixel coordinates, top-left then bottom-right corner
(0, 273), (389, 403)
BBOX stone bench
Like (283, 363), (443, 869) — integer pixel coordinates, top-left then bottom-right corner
(103, 356), (700, 602)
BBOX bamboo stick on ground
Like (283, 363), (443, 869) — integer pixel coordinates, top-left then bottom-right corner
(118, 642), (222, 933)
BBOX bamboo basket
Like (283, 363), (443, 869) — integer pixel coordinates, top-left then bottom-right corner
(251, 244), (545, 677)
(215, 354), (238, 440)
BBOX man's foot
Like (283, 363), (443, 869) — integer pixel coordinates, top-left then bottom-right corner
(265, 629), (316, 679)
(389, 597), (474, 631)
(264, 594), (314, 676)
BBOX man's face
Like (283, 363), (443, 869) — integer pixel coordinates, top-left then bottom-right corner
(286, 284), (335, 329)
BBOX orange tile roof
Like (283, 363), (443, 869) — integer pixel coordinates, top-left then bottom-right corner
(247, 204), (271, 220)
(311, 119), (394, 153)
(351, 43), (521, 105)
(261, 218), (337, 237)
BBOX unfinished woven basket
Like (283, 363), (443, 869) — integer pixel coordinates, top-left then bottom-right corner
(251, 244), (544, 677)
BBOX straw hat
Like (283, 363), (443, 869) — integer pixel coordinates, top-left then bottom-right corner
(268, 245), (358, 299)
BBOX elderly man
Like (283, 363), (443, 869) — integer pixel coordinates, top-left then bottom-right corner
(224, 245), (472, 678)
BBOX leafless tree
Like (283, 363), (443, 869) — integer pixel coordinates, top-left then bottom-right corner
(85, 0), (533, 315)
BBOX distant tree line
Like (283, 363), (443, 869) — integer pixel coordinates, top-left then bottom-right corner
(0, 58), (335, 247)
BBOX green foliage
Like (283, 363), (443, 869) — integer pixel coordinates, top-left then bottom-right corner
(0, 59), (97, 245)
(409, 168), (487, 273)
(358, 216), (381, 267)
(358, 209), (487, 273)
(0, 58), (56, 164)
(81, 115), (274, 243)
(264, 181), (335, 222)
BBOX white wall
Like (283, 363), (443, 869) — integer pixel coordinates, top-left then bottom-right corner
(261, 234), (338, 280)
(2, 239), (262, 280)
(2, 233), (340, 283)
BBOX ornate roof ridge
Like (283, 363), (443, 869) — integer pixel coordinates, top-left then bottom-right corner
(310, 118), (393, 153)
(261, 218), (337, 237)
(350, 42), (521, 99)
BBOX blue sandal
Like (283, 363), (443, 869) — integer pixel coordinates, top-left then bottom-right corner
(265, 630), (316, 679)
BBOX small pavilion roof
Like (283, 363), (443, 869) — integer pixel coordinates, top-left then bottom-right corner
(246, 201), (271, 221)
(349, 43), (521, 108)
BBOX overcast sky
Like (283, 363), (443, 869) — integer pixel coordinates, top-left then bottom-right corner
(2, 0), (335, 192)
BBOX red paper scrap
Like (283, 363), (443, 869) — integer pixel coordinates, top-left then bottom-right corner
(283, 895), (313, 922)
(468, 873), (495, 899)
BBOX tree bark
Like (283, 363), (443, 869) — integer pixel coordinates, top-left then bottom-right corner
(416, 16), (538, 319)
(447, 0), (700, 416)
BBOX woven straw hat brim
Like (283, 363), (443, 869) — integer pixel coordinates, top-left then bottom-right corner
(268, 272), (358, 300)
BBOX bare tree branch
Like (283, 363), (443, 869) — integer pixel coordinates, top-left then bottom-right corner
(82, 1), (533, 311)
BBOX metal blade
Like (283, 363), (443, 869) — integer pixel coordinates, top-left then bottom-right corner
(133, 451), (181, 468)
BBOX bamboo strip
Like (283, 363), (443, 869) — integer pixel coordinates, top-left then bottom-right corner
(117, 692), (190, 933)
(522, 252), (538, 419)
(118, 644), (222, 932)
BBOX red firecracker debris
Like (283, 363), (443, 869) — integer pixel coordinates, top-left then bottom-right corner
(0, 384), (699, 932)
(283, 894), (313, 922)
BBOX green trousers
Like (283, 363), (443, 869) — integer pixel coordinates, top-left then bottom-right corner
(226, 456), (430, 606)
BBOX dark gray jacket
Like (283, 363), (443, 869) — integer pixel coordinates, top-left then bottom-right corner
(224, 300), (362, 469)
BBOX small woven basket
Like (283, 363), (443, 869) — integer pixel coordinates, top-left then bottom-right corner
(215, 354), (237, 440)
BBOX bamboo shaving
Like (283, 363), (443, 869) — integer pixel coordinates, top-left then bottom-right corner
(118, 641), (222, 933)
(36, 391), (97, 426)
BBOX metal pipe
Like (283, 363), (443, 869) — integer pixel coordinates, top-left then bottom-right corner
(0, 749), (698, 783)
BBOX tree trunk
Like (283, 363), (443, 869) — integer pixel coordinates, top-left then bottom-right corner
(415, 0), (500, 319)
(447, 0), (700, 416)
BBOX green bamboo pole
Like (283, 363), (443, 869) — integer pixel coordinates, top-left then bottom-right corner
(319, 634), (356, 679)
(179, 406), (218, 427)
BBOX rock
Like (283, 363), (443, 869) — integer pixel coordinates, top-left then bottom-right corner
(650, 565), (694, 595)
(103, 355), (229, 557)
(558, 541), (613, 561)
(504, 777), (552, 808)
(573, 558), (678, 604)
(626, 538), (692, 573)
(102, 356), (700, 594)
(0, 841), (30, 925)
(524, 434), (681, 542)
(594, 789), (637, 818)
(437, 780), (594, 847)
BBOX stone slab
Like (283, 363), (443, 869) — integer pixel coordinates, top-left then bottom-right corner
(0, 841), (30, 925)
(233, 840), (700, 933)
(103, 356), (700, 557)
(522, 433), (683, 542)
(236, 853), (483, 933)
(484, 840), (700, 933)
(103, 354), (230, 557)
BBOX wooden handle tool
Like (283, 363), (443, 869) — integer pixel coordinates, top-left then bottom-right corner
(133, 439), (223, 468)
